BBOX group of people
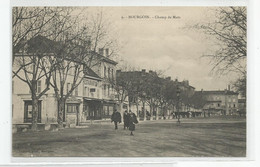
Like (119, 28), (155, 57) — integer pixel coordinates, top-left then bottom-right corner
(111, 109), (138, 136)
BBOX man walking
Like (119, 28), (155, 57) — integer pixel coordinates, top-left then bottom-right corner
(111, 109), (121, 130)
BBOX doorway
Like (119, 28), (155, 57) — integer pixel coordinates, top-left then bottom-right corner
(24, 100), (41, 123)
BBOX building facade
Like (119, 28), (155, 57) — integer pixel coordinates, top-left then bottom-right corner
(196, 89), (239, 116)
(12, 36), (121, 130)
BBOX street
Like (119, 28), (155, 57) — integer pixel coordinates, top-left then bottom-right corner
(13, 116), (246, 157)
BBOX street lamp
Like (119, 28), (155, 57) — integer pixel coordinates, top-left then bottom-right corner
(176, 86), (181, 125)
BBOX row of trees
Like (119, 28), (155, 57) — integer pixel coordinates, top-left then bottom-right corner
(12, 7), (117, 130)
(110, 70), (206, 119)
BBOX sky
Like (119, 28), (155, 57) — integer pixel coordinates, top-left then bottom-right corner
(82, 7), (242, 91)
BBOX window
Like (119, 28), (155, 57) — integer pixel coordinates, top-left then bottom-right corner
(108, 85), (110, 96)
(67, 83), (71, 94)
(111, 69), (114, 80)
(104, 66), (106, 78)
(29, 80), (42, 93)
(75, 86), (78, 96)
(37, 80), (41, 93)
(233, 104), (236, 108)
(218, 103), (220, 107)
(83, 86), (87, 96)
(67, 104), (79, 113)
(108, 68), (110, 79)
(104, 85), (106, 96)
(109, 106), (114, 115)
(103, 106), (108, 115)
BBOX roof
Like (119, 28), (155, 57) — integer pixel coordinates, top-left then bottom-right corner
(26, 35), (62, 53)
(84, 66), (102, 80)
(90, 51), (118, 65)
(15, 35), (102, 80)
(196, 90), (239, 95)
(15, 35), (118, 65)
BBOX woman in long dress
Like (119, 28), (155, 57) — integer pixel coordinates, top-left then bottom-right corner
(128, 110), (138, 136)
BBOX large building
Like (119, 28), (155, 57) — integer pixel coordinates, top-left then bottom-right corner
(194, 89), (239, 116)
(12, 35), (120, 130)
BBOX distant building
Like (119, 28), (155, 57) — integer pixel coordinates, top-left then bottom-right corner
(194, 89), (239, 116)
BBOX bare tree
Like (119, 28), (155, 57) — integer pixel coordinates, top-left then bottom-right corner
(37, 8), (92, 128)
(13, 37), (56, 131)
(232, 75), (246, 98)
(49, 29), (91, 128)
(12, 7), (64, 63)
(12, 7), (75, 131)
(48, 8), (120, 128)
(84, 9), (120, 67)
(197, 7), (246, 75)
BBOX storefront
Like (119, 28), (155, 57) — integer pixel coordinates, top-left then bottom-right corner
(83, 98), (102, 120)
(66, 97), (82, 126)
(83, 98), (117, 120)
(102, 100), (117, 119)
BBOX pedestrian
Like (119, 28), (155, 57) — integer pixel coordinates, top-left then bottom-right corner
(111, 109), (121, 130)
(128, 110), (138, 136)
(123, 110), (130, 130)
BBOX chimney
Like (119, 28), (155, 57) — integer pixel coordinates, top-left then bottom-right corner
(98, 48), (104, 56)
(149, 70), (153, 73)
(166, 77), (171, 80)
(105, 48), (109, 57)
(201, 89), (203, 92)
(228, 84), (231, 91)
(86, 36), (91, 49)
(141, 69), (146, 73)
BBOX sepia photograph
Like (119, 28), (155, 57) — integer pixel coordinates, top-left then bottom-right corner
(12, 6), (247, 157)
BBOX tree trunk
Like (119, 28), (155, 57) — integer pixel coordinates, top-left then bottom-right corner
(161, 104), (164, 119)
(143, 101), (146, 121)
(57, 98), (65, 129)
(118, 102), (124, 122)
(31, 93), (38, 131)
(150, 103), (153, 120)
(155, 106), (159, 120)
(136, 102), (139, 118)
